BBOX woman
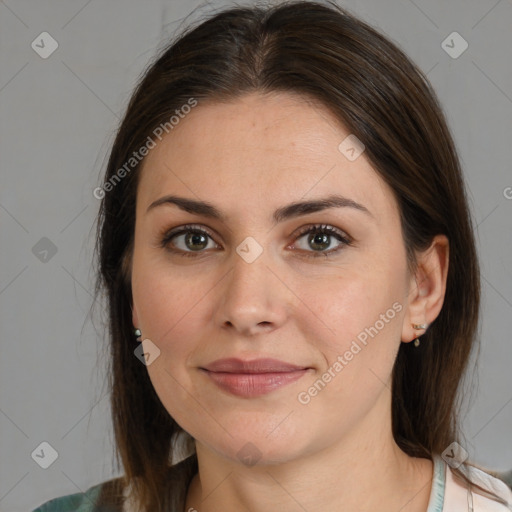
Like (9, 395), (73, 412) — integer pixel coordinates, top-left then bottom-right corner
(34, 1), (512, 511)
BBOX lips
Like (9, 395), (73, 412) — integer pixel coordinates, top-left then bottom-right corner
(199, 358), (312, 398)
(201, 358), (308, 373)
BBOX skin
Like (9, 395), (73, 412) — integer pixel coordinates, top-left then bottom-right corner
(130, 91), (449, 512)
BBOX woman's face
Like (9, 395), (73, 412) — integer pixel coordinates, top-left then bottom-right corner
(130, 91), (419, 465)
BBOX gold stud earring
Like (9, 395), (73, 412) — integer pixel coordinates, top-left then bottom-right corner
(412, 323), (428, 347)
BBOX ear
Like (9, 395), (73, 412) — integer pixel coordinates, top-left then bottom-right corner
(401, 234), (449, 343)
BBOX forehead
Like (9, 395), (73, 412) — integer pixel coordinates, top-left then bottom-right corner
(136, 91), (397, 226)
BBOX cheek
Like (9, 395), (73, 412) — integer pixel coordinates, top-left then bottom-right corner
(131, 261), (210, 427)
(293, 278), (404, 437)
(130, 259), (197, 406)
(132, 253), (206, 340)
(294, 256), (406, 400)
(299, 261), (405, 351)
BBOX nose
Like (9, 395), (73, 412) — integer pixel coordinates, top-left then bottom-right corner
(213, 248), (290, 337)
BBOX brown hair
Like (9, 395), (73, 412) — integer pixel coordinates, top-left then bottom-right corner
(93, 1), (506, 510)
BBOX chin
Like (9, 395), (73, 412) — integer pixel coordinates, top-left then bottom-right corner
(196, 426), (312, 468)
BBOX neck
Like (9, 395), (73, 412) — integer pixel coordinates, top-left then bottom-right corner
(184, 394), (433, 512)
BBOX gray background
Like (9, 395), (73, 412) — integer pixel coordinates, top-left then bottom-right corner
(1, 0), (511, 510)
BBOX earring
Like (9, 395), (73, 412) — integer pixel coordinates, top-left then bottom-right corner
(412, 323), (428, 347)
(134, 328), (142, 341)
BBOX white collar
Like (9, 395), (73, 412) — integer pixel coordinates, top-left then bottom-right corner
(428, 454), (512, 511)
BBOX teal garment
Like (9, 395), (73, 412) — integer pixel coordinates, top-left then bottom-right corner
(32, 483), (104, 512)
(33, 455), (446, 511)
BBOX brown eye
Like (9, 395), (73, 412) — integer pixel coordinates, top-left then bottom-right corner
(181, 231), (209, 251)
(160, 225), (219, 256)
(292, 224), (351, 258)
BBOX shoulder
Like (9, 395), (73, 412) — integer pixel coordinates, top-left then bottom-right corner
(445, 461), (512, 511)
(469, 465), (512, 511)
(32, 479), (124, 512)
(32, 483), (103, 512)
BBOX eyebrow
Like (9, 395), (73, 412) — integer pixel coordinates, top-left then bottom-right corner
(146, 194), (372, 223)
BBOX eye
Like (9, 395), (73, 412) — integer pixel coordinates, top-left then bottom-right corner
(290, 224), (352, 258)
(159, 223), (352, 259)
(160, 224), (219, 257)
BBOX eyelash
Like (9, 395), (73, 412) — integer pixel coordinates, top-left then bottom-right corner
(159, 223), (352, 259)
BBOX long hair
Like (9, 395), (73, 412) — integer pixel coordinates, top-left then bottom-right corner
(93, 1), (503, 509)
